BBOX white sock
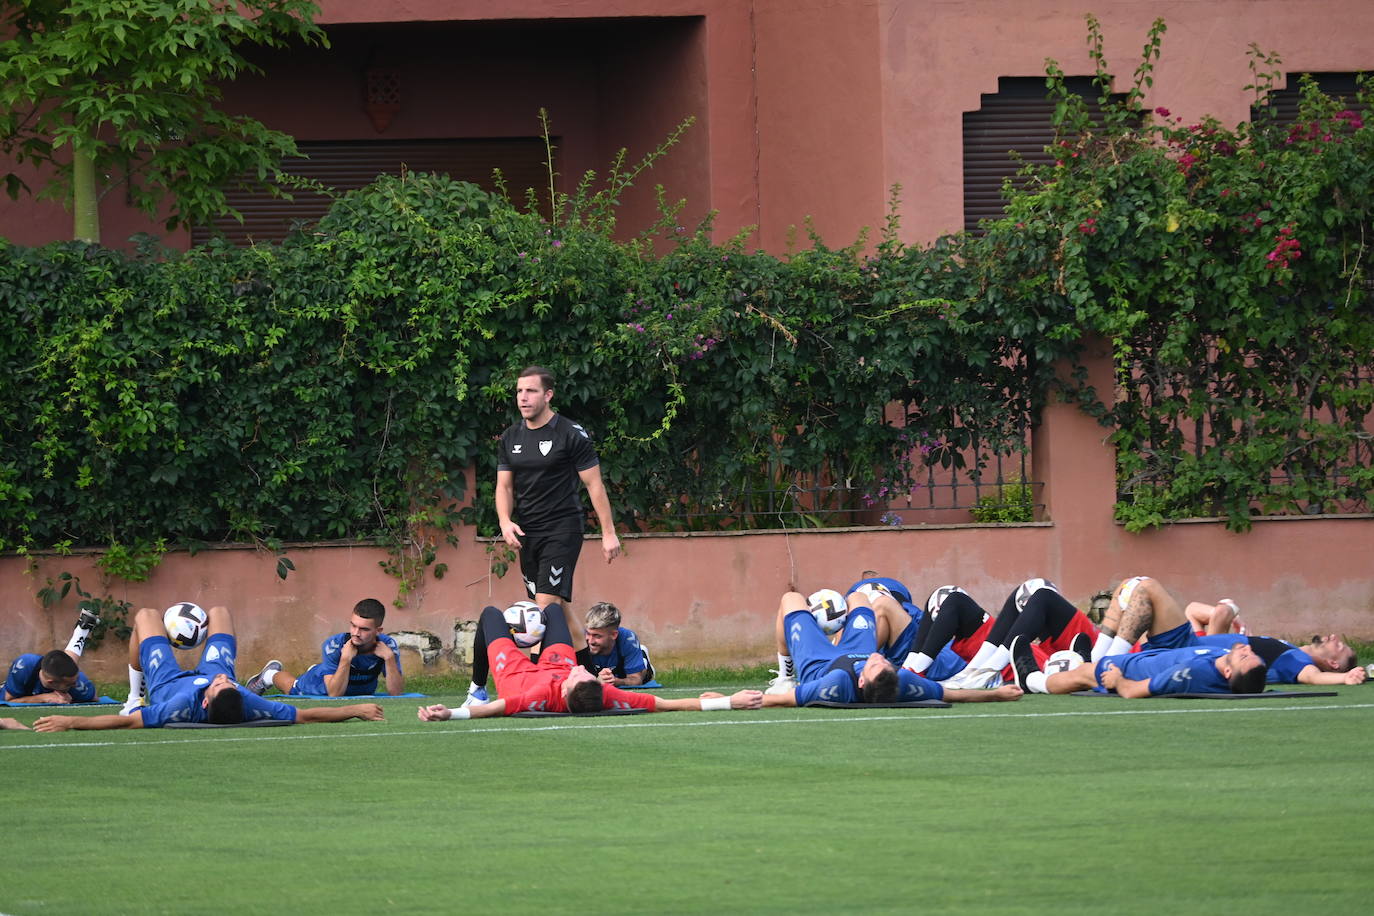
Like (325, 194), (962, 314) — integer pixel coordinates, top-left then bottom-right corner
(1026, 671), (1048, 694)
(966, 642), (998, 669)
(127, 666), (144, 701)
(903, 651), (933, 673)
(66, 622), (94, 656)
(777, 654), (795, 679)
(1108, 635), (1134, 657)
(468, 681), (484, 695)
(1091, 632), (1114, 662)
(983, 645), (1011, 672)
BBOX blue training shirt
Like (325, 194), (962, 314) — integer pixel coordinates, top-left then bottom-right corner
(583, 627), (648, 677)
(1095, 646), (1232, 695)
(292, 632), (403, 696)
(138, 636), (296, 728)
(789, 607), (945, 705)
(844, 576), (966, 679)
(1193, 634), (1311, 684)
(3, 653), (96, 702)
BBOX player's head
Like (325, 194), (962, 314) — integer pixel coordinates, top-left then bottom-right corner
(203, 674), (246, 724)
(38, 650), (79, 691)
(515, 366), (556, 422)
(584, 602), (622, 654)
(1308, 634), (1358, 672)
(349, 599), (386, 649)
(562, 664), (605, 713)
(858, 653), (900, 703)
(1221, 642), (1268, 693)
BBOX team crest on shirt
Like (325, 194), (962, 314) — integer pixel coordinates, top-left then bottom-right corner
(539, 440), (552, 455)
(851, 615), (873, 630)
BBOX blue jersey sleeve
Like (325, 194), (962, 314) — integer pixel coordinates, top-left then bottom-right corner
(896, 670), (944, 702)
(320, 634), (347, 668)
(617, 628), (647, 675)
(241, 691), (298, 723)
(1267, 648), (1313, 683)
(69, 672), (96, 703)
(795, 669), (859, 706)
(4, 654), (40, 698)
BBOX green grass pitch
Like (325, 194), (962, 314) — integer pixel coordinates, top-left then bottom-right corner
(3, 681), (1373, 914)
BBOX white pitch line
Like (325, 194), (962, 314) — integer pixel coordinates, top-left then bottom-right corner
(4, 702), (1372, 751)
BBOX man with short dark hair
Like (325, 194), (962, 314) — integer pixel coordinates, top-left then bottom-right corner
(496, 365), (620, 651)
(417, 603), (760, 721)
(32, 606), (383, 732)
(762, 590), (1023, 708)
(576, 601), (654, 686)
(3, 609), (100, 704)
(245, 598), (403, 697)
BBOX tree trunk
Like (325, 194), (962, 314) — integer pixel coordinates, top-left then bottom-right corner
(72, 146), (100, 243)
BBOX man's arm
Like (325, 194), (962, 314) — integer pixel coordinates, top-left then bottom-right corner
(496, 469), (522, 549)
(375, 641), (405, 695)
(596, 666), (647, 687)
(654, 690), (763, 712)
(33, 711), (144, 732)
(322, 642), (356, 697)
(761, 689), (798, 708)
(1, 717), (29, 730)
(1296, 664), (1367, 686)
(417, 699), (508, 721)
(294, 704), (385, 724)
(2, 691), (73, 704)
(577, 464), (621, 563)
(1099, 663), (1152, 698)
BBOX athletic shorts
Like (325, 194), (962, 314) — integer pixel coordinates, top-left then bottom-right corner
(519, 526), (584, 600)
(140, 633), (236, 696)
(1143, 620), (1196, 651)
(785, 609), (874, 682)
(289, 664), (332, 696)
(489, 636), (578, 695)
(1041, 613), (1100, 654)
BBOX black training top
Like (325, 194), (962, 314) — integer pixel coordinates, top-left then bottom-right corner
(497, 413), (600, 535)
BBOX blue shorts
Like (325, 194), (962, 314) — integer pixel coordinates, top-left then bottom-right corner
(1142, 621), (1196, 651)
(140, 633), (237, 695)
(786, 609), (877, 682)
(289, 664), (330, 696)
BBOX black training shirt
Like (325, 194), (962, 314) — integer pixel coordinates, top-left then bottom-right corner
(497, 413), (599, 534)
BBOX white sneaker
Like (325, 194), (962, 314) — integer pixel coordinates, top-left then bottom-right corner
(119, 694), (144, 716)
(245, 660), (282, 696)
(461, 687), (489, 707)
(764, 671), (797, 695)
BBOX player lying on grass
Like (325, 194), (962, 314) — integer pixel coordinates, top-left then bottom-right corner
(3, 608), (101, 704)
(417, 603), (762, 721)
(909, 579), (1098, 689)
(761, 590), (1022, 707)
(31, 606), (384, 732)
(244, 598), (404, 697)
(576, 601), (656, 687)
(1011, 634), (1268, 697)
(1091, 575), (1365, 687)
(768, 575), (966, 692)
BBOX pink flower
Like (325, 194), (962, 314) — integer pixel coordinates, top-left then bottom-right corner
(1154, 107), (1171, 117)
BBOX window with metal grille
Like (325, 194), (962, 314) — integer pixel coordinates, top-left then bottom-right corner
(191, 137), (553, 247)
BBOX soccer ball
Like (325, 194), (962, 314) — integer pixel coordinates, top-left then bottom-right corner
(504, 601), (547, 648)
(1014, 577), (1059, 612)
(163, 602), (209, 650)
(1045, 649), (1085, 675)
(808, 589), (849, 635)
(926, 584), (967, 616)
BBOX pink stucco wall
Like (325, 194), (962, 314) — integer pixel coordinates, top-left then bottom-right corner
(7, 1), (1372, 251)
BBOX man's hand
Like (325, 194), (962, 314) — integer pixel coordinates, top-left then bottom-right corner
(26, 690), (72, 704)
(371, 640), (394, 661)
(1099, 662), (1123, 690)
(602, 532), (621, 563)
(338, 639), (358, 664)
(354, 704), (385, 721)
(1343, 666), (1368, 685)
(417, 704), (452, 722)
(32, 715), (77, 732)
(708, 689), (762, 710)
(0, 717), (29, 730)
(500, 520), (524, 550)
(597, 668), (617, 685)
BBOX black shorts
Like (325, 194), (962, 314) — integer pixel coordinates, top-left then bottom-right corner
(519, 526), (584, 601)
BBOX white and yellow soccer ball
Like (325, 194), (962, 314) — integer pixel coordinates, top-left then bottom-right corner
(808, 588), (849, 635)
(1044, 649), (1085, 675)
(504, 600), (547, 648)
(163, 602), (209, 650)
